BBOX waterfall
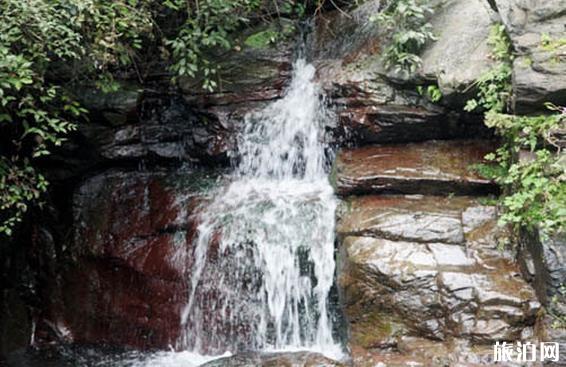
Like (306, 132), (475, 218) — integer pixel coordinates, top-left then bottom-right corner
(178, 58), (341, 358)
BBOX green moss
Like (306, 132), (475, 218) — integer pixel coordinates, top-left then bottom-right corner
(351, 309), (406, 348)
(540, 33), (566, 64)
(244, 30), (279, 48)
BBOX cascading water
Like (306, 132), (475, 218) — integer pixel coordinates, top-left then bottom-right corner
(178, 56), (342, 359)
(6, 48), (343, 367)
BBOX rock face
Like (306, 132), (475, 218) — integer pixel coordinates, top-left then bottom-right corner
(334, 140), (497, 196)
(16, 19), (296, 354)
(310, 0), (492, 147)
(23, 35), (296, 351)
(519, 230), (566, 365)
(83, 94), (234, 166)
(494, 0), (566, 112)
(38, 170), (220, 349)
(337, 195), (541, 364)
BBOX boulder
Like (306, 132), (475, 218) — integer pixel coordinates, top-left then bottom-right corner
(333, 104), (490, 145)
(310, 1), (381, 65)
(519, 230), (566, 305)
(75, 85), (141, 127)
(333, 140), (497, 196)
(349, 339), (495, 367)
(420, 0), (497, 100)
(337, 195), (540, 361)
(43, 93), (234, 184)
(179, 20), (294, 107)
(88, 95), (234, 166)
(494, 0), (566, 112)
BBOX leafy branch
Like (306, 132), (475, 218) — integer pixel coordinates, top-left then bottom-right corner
(464, 23), (513, 113)
(371, 0), (436, 75)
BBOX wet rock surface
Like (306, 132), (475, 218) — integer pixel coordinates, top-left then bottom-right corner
(349, 340), (495, 367)
(4, 0), (563, 362)
(332, 104), (489, 146)
(179, 46), (292, 107)
(38, 170), (221, 349)
(310, 0), (492, 146)
(13, 18), (296, 356)
(201, 351), (345, 367)
(82, 95), (234, 166)
(337, 195), (540, 364)
(334, 140), (497, 196)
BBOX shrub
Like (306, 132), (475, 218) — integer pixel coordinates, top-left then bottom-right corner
(372, 0), (436, 75)
(478, 108), (565, 236)
(0, 0), (311, 237)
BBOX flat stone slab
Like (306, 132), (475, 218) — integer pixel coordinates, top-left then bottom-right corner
(337, 195), (480, 244)
(334, 140), (497, 196)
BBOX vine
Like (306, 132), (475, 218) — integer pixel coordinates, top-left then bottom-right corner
(464, 23), (513, 113)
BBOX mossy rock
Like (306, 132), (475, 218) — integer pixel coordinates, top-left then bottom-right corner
(350, 309), (407, 349)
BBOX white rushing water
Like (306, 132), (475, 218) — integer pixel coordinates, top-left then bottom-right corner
(174, 58), (341, 363)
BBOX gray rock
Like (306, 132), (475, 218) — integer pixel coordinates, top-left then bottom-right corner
(91, 96), (235, 165)
(519, 230), (566, 304)
(337, 195), (468, 244)
(462, 205), (498, 234)
(179, 26), (293, 107)
(518, 230), (566, 365)
(494, 0), (566, 112)
(76, 85), (141, 127)
(421, 0), (497, 98)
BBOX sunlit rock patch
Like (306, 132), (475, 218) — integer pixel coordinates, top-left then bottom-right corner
(336, 195), (540, 364)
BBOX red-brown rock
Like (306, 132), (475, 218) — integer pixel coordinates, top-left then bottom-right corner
(334, 140), (498, 196)
(40, 170), (220, 350)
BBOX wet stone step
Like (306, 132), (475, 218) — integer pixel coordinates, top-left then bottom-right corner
(333, 139), (498, 196)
